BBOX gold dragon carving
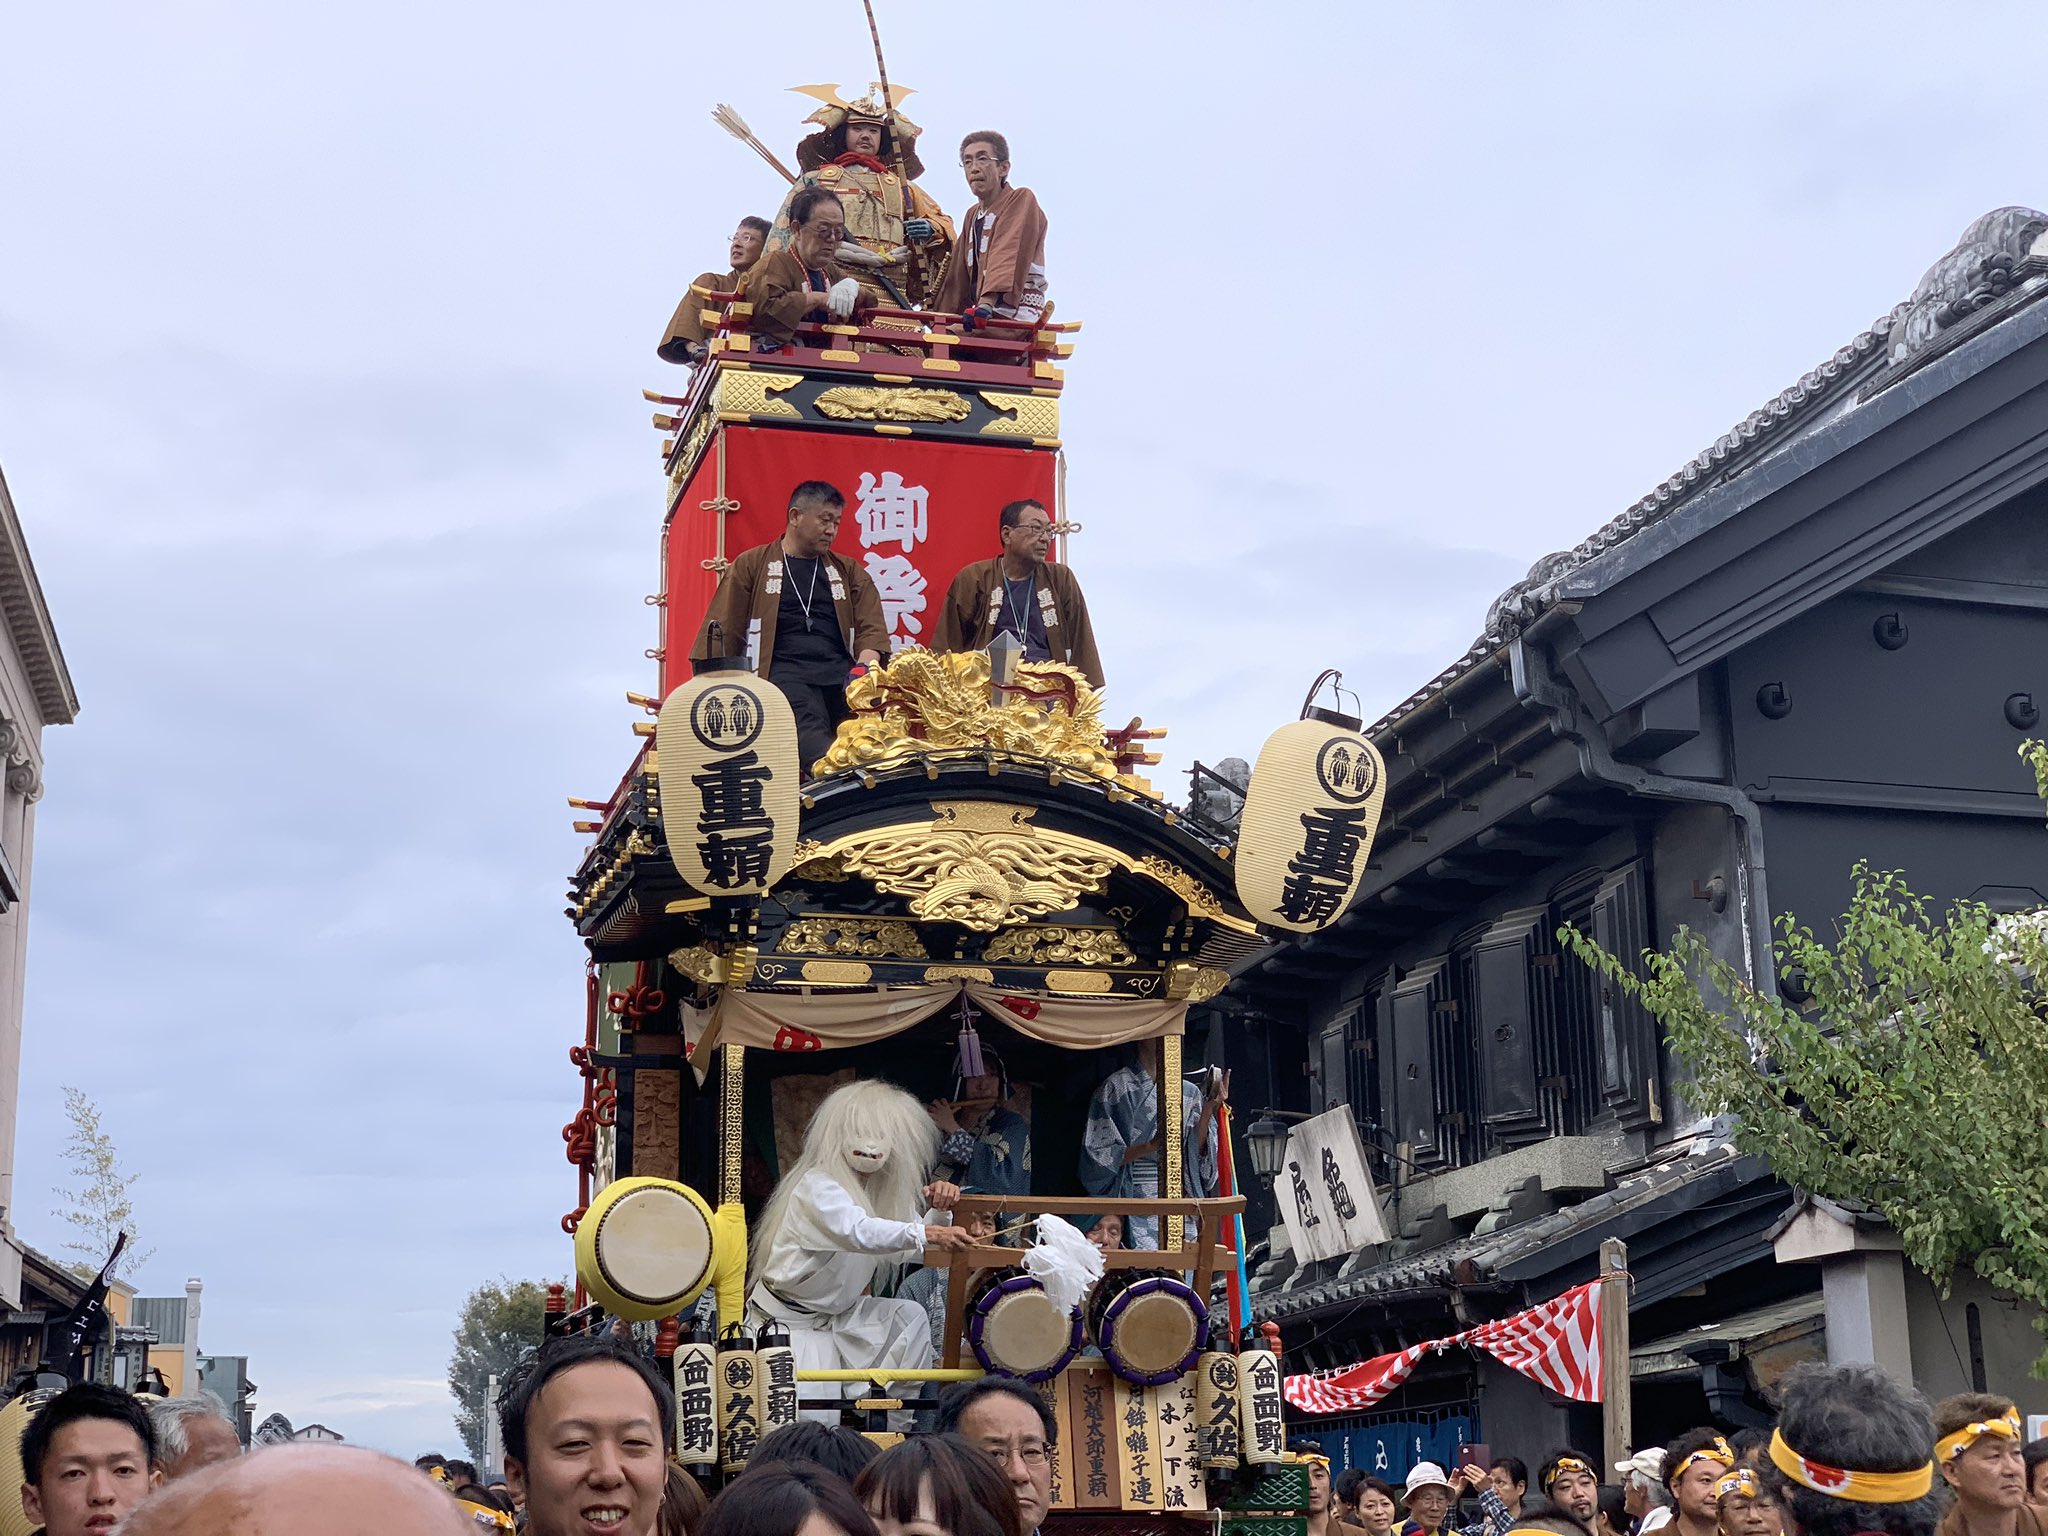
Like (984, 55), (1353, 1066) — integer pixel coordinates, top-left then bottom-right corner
(815, 385), (971, 423)
(835, 802), (1114, 932)
(817, 649), (1116, 778)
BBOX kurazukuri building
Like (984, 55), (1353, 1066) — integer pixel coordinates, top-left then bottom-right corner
(1229, 205), (2048, 1463)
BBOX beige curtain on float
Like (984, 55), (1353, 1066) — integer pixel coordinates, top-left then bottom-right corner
(689, 982), (1185, 1081)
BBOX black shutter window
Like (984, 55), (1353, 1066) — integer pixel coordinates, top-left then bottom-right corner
(1474, 907), (1547, 1141)
(1389, 957), (1448, 1169)
(1592, 860), (1662, 1129)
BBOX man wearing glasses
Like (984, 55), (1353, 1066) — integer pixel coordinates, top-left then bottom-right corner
(741, 187), (887, 349)
(935, 1378), (1055, 1536)
(933, 131), (1049, 327)
(934, 498), (1104, 688)
(658, 215), (771, 365)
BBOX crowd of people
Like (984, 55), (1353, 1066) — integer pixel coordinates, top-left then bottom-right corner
(11, 1331), (2048, 1536)
(1, 1335), (1053, 1536)
(1286, 1373), (2046, 1536)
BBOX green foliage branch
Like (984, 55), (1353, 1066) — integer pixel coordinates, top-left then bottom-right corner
(1562, 741), (2048, 1368)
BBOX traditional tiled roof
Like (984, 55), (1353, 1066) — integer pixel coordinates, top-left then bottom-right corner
(1260, 1140), (1767, 1321)
(1366, 205), (2048, 739)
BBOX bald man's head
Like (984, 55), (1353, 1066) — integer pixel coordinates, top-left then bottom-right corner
(121, 1444), (473, 1536)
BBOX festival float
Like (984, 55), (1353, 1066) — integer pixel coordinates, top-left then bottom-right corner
(557, 35), (1388, 1533)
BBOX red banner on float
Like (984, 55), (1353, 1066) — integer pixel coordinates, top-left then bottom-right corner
(663, 427), (1058, 697)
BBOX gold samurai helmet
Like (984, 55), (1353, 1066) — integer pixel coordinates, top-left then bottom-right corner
(790, 82), (926, 179)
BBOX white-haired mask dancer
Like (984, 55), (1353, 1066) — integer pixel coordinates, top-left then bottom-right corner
(747, 1079), (974, 1416)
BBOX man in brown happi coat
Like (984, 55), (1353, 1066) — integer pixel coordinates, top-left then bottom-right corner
(741, 187), (888, 349)
(935, 498), (1103, 688)
(692, 480), (889, 770)
(657, 215), (771, 364)
(934, 130), (1049, 325)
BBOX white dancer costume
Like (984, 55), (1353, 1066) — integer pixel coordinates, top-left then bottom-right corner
(746, 1080), (941, 1415)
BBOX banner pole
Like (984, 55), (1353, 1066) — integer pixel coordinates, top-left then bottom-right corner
(1600, 1238), (1631, 1476)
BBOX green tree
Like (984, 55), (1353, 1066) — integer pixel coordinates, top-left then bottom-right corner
(449, 1278), (553, 1461)
(51, 1087), (153, 1278)
(1564, 741), (2048, 1367)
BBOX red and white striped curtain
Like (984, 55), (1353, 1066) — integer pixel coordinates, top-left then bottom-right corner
(1283, 1279), (1604, 1414)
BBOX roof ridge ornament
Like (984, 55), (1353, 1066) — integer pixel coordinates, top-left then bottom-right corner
(1889, 205), (2048, 365)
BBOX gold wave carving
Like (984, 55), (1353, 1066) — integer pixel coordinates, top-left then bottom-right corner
(984, 926), (1136, 968)
(1134, 855), (1230, 922)
(978, 390), (1061, 440)
(835, 803), (1112, 932)
(715, 370), (803, 419)
(790, 839), (850, 882)
(777, 916), (930, 960)
(817, 649), (1115, 778)
(816, 385), (970, 423)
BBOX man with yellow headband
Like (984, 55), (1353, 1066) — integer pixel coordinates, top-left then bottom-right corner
(1935, 1394), (2042, 1536)
(1712, 1465), (1783, 1536)
(1665, 1429), (1737, 1536)
(1537, 1452), (1601, 1525)
(1764, 1362), (1942, 1536)
(1287, 1440), (1342, 1536)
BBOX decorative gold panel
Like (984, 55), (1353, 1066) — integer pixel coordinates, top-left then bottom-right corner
(985, 926), (1136, 968)
(778, 916), (930, 959)
(1046, 968), (1114, 995)
(830, 802), (1113, 932)
(715, 370), (803, 419)
(800, 959), (874, 985)
(818, 649), (1115, 779)
(979, 390), (1061, 439)
(922, 964), (994, 983)
(816, 385), (970, 423)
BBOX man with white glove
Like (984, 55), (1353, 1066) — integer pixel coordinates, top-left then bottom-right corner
(740, 187), (887, 348)
(825, 276), (863, 320)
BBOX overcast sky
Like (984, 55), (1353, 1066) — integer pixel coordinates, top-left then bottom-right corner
(1, 0), (2043, 1454)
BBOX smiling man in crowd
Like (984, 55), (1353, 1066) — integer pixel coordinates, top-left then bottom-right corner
(501, 1336), (674, 1536)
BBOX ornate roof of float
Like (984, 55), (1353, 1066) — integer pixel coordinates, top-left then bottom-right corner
(1367, 204), (2048, 740)
(568, 653), (1262, 1002)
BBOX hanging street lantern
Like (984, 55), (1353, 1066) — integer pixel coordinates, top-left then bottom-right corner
(1244, 1113), (1293, 1185)
(1234, 674), (1387, 933)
